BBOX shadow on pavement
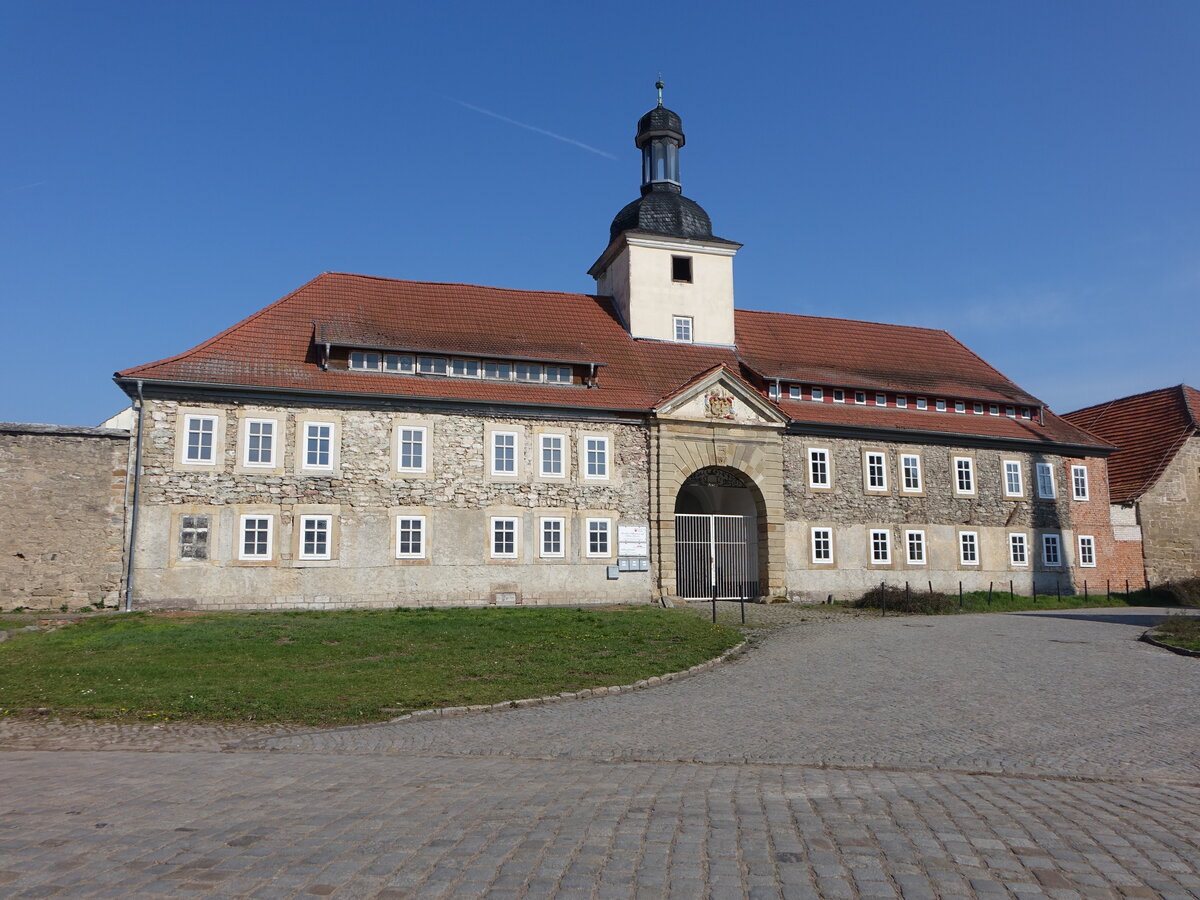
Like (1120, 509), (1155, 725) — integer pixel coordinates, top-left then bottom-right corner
(1008, 608), (1198, 628)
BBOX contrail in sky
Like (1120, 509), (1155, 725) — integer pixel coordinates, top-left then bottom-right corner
(447, 97), (617, 160)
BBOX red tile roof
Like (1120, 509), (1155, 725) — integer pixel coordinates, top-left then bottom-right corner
(1062, 385), (1200, 502)
(117, 272), (1106, 449)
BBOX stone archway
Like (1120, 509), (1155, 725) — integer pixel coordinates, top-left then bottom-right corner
(674, 466), (764, 598)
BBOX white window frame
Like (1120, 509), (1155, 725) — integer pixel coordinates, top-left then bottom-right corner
(989, 404), (1000, 416)
(1071, 465), (1089, 501)
(811, 387), (824, 401)
(875, 393), (887, 407)
(491, 431), (518, 477)
(238, 514), (273, 561)
(832, 389), (844, 402)
(864, 451), (888, 492)
(936, 399), (947, 412)
(183, 414), (218, 465)
(490, 517), (519, 559)
(545, 365), (572, 384)
(895, 395), (907, 408)
(1036, 463), (1056, 499)
(673, 315), (693, 343)
(1009, 532), (1028, 567)
(808, 448), (831, 488)
(303, 421), (335, 471)
(869, 529), (891, 565)
(395, 515), (426, 560)
(959, 531), (979, 566)
(1003, 460), (1024, 498)
(854, 391), (867, 405)
(451, 358), (481, 378)
(973, 402), (984, 414)
(539, 433), (567, 479)
(1042, 533), (1061, 567)
(298, 514), (333, 561)
(954, 401), (966, 414)
(916, 397), (928, 410)
(585, 517), (612, 558)
(1078, 535), (1096, 567)
(810, 527), (833, 564)
(583, 436), (609, 481)
(349, 351), (381, 370)
(788, 385), (801, 399)
(539, 516), (565, 559)
(954, 456), (975, 495)
(243, 418), (276, 468)
(396, 426), (428, 474)
(1005, 405), (1016, 418)
(900, 453), (922, 494)
(905, 529), (926, 566)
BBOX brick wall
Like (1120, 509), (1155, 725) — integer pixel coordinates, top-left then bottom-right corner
(1061, 455), (1146, 592)
(0, 424), (129, 608)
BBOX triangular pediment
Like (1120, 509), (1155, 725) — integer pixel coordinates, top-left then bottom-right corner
(654, 365), (788, 427)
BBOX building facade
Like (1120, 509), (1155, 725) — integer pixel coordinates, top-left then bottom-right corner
(1064, 385), (1200, 586)
(112, 92), (1127, 610)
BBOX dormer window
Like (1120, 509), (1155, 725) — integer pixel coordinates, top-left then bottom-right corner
(545, 366), (572, 383)
(484, 361), (511, 380)
(418, 356), (447, 375)
(350, 351), (382, 370)
(671, 256), (693, 283)
(451, 359), (480, 377)
(515, 363), (542, 382)
(384, 354), (414, 373)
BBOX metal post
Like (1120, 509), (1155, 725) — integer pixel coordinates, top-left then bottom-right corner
(711, 572), (717, 624)
(959, 581), (963, 608)
(988, 582), (993, 605)
(740, 583), (745, 624)
(1107, 579), (1111, 600)
(905, 582), (911, 606)
(928, 580), (934, 598)
(881, 581), (886, 617)
(1125, 579), (1130, 597)
(1056, 578), (1061, 601)
(1010, 580), (1014, 602)
(1084, 580), (1088, 600)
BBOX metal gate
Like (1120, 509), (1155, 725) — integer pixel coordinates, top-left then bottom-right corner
(674, 514), (759, 599)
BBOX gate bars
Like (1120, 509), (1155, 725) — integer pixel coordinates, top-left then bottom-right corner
(674, 513), (759, 600)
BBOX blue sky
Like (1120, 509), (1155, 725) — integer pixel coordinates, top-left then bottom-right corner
(2, 1), (1197, 425)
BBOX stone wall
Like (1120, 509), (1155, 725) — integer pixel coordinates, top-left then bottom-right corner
(1138, 435), (1200, 585)
(781, 433), (1111, 600)
(0, 424), (129, 609)
(132, 399), (652, 609)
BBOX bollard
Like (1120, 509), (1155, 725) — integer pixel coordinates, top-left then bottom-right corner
(1056, 579), (1061, 601)
(959, 581), (963, 608)
(1084, 580), (1089, 601)
(1107, 579), (1111, 600)
(1010, 580), (1014, 602)
(988, 582), (993, 605)
(906, 582), (911, 607)
(711, 578), (717, 624)
(928, 580), (934, 598)
(881, 581), (886, 617)
(1125, 579), (1130, 598)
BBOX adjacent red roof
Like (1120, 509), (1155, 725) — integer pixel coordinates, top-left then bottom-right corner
(117, 272), (1106, 448)
(1062, 385), (1200, 501)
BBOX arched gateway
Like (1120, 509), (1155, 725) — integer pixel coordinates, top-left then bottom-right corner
(674, 466), (764, 599)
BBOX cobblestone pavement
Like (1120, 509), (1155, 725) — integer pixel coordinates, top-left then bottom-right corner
(1, 607), (1198, 898)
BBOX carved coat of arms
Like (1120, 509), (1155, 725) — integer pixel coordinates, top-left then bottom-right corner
(705, 390), (735, 419)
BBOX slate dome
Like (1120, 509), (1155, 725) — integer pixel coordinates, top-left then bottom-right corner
(609, 191), (713, 242)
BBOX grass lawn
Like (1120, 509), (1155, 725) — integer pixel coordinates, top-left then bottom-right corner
(0, 606), (741, 726)
(1150, 615), (1200, 652)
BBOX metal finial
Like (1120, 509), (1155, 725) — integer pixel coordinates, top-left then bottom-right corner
(656, 75), (664, 107)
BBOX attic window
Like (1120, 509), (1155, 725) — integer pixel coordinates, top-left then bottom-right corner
(350, 351), (382, 370)
(672, 256), (693, 283)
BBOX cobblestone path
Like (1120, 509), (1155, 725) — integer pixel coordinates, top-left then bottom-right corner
(1, 607), (1197, 898)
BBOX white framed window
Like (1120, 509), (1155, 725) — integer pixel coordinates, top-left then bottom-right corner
(808, 448), (831, 488)
(1020, 408), (1032, 420)
(1003, 460), (1023, 497)
(954, 457), (975, 495)
(954, 401), (966, 414)
(397, 426), (427, 474)
(515, 362), (542, 382)
(1036, 463), (1056, 499)
(905, 530), (926, 565)
(179, 515), (210, 560)
(900, 453), (922, 493)
(396, 516), (426, 559)
(349, 351), (381, 370)
(586, 518), (612, 558)
(244, 419), (275, 467)
(384, 354), (415, 373)
(936, 399), (947, 412)
(418, 356), (448, 375)
(973, 402), (984, 414)
(183, 414), (218, 464)
(895, 396), (908, 408)
(1009, 533), (1028, 567)
(959, 531), (979, 566)
(788, 385), (801, 399)
(1005, 405), (1016, 418)
(864, 451), (887, 492)
(539, 434), (566, 478)
(870, 529), (891, 565)
(768, 383), (780, 400)
(491, 431), (517, 476)
(545, 366), (572, 383)
(810, 527), (833, 564)
(989, 404), (1000, 416)
(1042, 534), (1061, 567)
(1078, 535), (1096, 567)
(875, 393), (887, 407)
(916, 397), (928, 410)
(832, 389), (844, 402)
(539, 517), (565, 558)
(584, 436), (609, 480)
(299, 515), (332, 560)
(673, 316), (693, 343)
(238, 515), (273, 561)
(811, 387), (824, 401)
(303, 422), (334, 470)
(1071, 465), (1089, 500)
(484, 361), (512, 380)
(490, 517), (518, 559)
(451, 359), (481, 377)
(855, 391), (867, 405)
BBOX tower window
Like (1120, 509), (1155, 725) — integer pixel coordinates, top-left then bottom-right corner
(671, 256), (693, 283)
(673, 316), (693, 343)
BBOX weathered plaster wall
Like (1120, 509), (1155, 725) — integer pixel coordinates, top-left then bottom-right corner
(0, 425), (129, 608)
(1138, 435), (1200, 584)
(132, 399), (652, 609)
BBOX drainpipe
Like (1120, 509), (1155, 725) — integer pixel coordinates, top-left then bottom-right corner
(123, 380), (146, 612)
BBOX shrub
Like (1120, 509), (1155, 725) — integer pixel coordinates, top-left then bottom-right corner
(1154, 578), (1200, 607)
(853, 585), (957, 614)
